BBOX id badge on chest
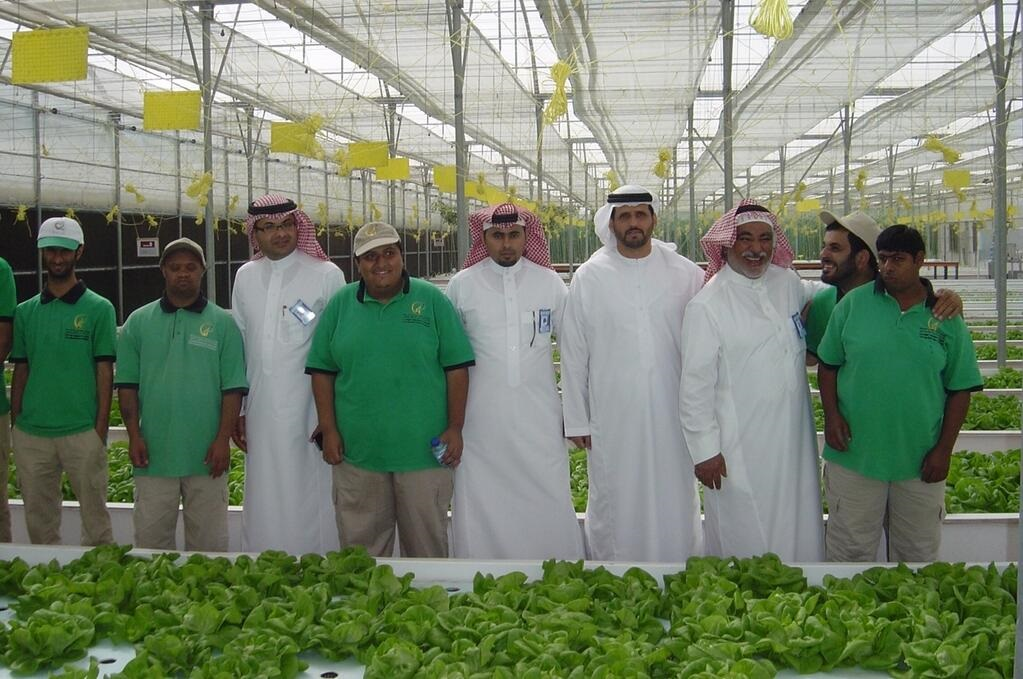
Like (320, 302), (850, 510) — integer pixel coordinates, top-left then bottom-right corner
(289, 299), (316, 326)
(791, 312), (807, 339)
(537, 308), (552, 334)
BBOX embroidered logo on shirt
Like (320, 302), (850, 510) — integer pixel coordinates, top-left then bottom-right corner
(64, 315), (90, 340)
(918, 325), (946, 347)
(404, 302), (431, 327)
(199, 323), (213, 337)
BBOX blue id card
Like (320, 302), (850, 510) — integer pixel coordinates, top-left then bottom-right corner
(791, 312), (806, 339)
(290, 300), (316, 326)
(538, 308), (552, 334)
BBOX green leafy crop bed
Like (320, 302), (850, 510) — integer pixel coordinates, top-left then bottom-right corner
(0, 546), (1015, 678)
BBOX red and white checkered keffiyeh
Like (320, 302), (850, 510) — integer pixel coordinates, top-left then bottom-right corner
(245, 193), (327, 261)
(700, 199), (794, 283)
(462, 203), (553, 269)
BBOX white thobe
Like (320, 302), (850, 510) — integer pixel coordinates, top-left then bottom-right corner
(446, 258), (585, 560)
(560, 241), (705, 562)
(231, 250), (345, 554)
(679, 264), (825, 562)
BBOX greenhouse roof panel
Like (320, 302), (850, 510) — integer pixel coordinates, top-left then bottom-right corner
(247, 0), (592, 203)
(536, 0), (720, 191)
(738, 49), (1023, 206)
(683, 0), (994, 206)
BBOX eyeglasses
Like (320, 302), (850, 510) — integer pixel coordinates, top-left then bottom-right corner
(253, 221), (295, 233)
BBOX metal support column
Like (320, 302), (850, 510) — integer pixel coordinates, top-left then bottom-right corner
(721, 0), (735, 210)
(447, 0), (469, 266)
(840, 104), (853, 213)
(688, 105), (698, 260)
(200, 2), (217, 302)
(32, 92), (43, 291)
(111, 113), (124, 322)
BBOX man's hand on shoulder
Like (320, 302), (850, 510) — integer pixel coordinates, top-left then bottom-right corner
(932, 289), (962, 321)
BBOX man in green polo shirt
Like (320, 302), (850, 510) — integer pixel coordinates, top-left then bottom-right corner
(817, 225), (982, 562)
(0, 256), (17, 542)
(805, 209), (960, 361)
(307, 222), (474, 558)
(10, 217), (115, 546)
(116, 238), (247, 552)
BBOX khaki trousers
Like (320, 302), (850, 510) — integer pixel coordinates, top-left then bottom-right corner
(332, 462), (453, 558)
(134, 475), (229, 552)
(12, 426), (112, 546)
(0, 413), (11, 542)
(824, 461), (946, 563)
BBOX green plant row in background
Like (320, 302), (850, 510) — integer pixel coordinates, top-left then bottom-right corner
(569, 449), (1019, 515)
(971, 330), (1023, 340)
(809, 393), (1020, 432)
(0, 545), (1015, 677)
(6, 445), (1020, 516)
(11, 370), (1023, 429)
(7, 443), (245, 507)
(806, 367), (1022, 390)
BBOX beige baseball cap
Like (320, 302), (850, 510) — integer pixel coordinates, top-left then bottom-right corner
(354, 222), (400, 257)
(160, 237), (207, 268)
(819, 210), (881, 258)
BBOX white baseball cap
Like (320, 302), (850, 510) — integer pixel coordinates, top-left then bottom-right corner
(37, 217), (84, 250)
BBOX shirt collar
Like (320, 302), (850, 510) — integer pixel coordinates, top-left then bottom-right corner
(356, 270), (411, 304)
(873, 275), (937, 308)
(159, 293), (208, 314)
(484, 257), (524, 275)
(40, 280), (87, 305)
(268, 249), (299, 271)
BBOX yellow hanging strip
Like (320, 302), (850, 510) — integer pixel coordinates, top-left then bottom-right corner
(750, 0), (793, 40)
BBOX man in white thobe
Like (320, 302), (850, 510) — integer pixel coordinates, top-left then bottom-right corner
(232, 193), (345, 554)
(679, 200), (824, 562)
(447, 203), (584, 560)
(560, 185), (704, 562)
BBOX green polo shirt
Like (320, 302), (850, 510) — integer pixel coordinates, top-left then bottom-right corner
(0, 257), (16, 415)
(115, 295), (248, 478)
(804, 285), (837, 357)
(306, 275), (475, 472)
(10, 281), (116, 437)
(817, 280), (982, 481)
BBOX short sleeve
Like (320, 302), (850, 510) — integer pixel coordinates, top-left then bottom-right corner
(942, 318), (983, 392)
(0, 259), (15, 321)
(433, 289), (474, 369)
(114, 313), (141, 386)
(219, 314), (249, 392)
(306, 292), (342, 373)
(94, 299), (117, 361)
(551, 273), (568, 337)
(816, 295), (849, 368)
(9, 303), (27, 362)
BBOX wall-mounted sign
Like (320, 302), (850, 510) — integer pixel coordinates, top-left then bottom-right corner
(137, 237), (159, 257)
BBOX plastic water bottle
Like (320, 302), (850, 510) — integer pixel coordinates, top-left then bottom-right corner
(430, 437), (448, 465)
